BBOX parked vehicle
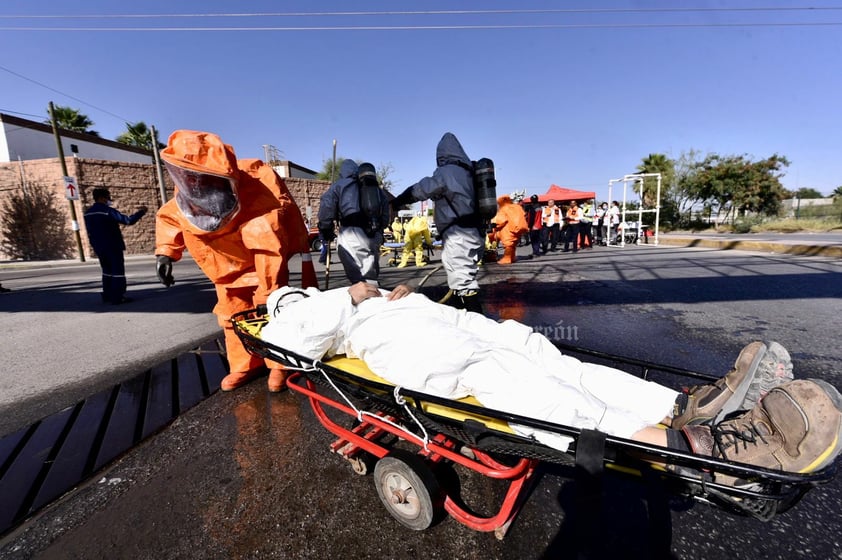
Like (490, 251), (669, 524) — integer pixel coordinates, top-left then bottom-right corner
(308, 228), (322, 251)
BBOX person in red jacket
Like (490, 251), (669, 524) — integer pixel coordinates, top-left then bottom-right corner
(490, 194), (528, 264)
(154, 130), (317, 392)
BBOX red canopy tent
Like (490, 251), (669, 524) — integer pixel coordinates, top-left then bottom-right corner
(531, 184), (596, 203)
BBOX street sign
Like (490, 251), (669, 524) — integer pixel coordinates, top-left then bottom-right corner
(64, 176), (79, 200)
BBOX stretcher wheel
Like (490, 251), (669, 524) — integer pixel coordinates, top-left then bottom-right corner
(373, 450), (443, 531)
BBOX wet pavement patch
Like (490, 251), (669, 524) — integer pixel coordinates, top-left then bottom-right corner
(0, 337), (229, 537)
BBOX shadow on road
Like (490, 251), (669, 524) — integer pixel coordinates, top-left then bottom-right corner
(0, 280), (218, 314)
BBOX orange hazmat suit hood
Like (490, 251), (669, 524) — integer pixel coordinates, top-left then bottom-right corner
(161, 130), (241, 232)
(161, 130), (238, 176)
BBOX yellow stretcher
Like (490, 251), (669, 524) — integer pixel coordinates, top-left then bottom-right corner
(232, 309), (838, 537)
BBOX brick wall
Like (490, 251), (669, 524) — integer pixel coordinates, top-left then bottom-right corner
(0, 157), (330, 260)
(0, 157), (169, 259)
(283, 176), (331, 228)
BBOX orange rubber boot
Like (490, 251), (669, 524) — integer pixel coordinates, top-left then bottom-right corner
(497, 245), (516, 265)
(268, 368), (289, 393)
(221, 370), (260, 391)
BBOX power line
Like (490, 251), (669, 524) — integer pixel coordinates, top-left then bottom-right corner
(2, 22), (841, 32)
(0, 108), (46, 120)
(3, 6), (841, 31)
(0, 64), (132, 123)
(1, 7), (841, 18)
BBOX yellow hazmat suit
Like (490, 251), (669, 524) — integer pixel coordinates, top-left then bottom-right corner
(398, 215), (433, 267)
(390, 217), (404, 243)
(155, 130), (317, 392)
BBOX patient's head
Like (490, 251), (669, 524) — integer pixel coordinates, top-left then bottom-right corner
(267, 287), (311, 318)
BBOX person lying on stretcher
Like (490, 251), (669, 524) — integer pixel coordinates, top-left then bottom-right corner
(261, 282), (842, 485)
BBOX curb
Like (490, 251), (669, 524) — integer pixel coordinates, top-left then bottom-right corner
(657, 236), (842, 258)
(0, 254), (157, 270)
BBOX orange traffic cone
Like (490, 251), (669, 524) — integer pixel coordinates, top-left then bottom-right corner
(300, 252), (318, 288)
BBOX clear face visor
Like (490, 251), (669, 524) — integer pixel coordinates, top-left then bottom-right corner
(165, 161), (240, 232)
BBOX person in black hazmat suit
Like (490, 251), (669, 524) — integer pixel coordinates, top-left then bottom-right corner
(318, 160), (390, 286)
(390, 132), (485, 313)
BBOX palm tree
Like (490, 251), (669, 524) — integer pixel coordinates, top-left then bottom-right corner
(116, 121), (164, 150)
(833, 186), (842, 200)
(635, 153), (675, 208)
(45, 105), (99, 136)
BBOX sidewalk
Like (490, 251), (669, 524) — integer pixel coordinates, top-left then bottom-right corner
(0, 254), (151, 270)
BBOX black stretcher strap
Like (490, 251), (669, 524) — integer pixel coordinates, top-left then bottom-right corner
(574, 429), (607, 558)
(575, 429), (606, 477)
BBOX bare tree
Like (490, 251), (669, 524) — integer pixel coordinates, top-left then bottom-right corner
(0, 182), (75, 260)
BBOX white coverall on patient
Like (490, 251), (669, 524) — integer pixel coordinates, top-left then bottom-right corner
(261, 287), (678, 451)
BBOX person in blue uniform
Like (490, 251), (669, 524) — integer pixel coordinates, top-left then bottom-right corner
(83, 188), (147, 304)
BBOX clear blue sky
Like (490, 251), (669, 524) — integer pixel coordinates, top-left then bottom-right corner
(2, 1), (841, 202)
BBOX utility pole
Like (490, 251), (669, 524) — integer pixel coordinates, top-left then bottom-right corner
(49, 101), (86, 262)
(151, 125), (168, 207)
(330, 139), (337, 183)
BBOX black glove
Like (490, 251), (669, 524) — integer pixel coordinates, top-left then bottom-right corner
(156, 255), (175, 287)
(319, 226), (336, 242)
(390, 188), (415, 209)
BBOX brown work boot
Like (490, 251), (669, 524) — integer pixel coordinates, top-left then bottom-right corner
(220, 370), (260, 392)
(682, 379), (842, 485)
(671, 341), (793, 429)
(267, 367), (288, 393)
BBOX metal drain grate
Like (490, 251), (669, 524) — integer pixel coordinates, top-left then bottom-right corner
(0, 337), (229, 537)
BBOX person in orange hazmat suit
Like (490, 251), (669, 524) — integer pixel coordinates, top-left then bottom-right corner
(490, 194), (528, 264)
(154, 130), (318, 393)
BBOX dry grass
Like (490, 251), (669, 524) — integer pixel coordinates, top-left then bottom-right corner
(750, 218), (842, 233)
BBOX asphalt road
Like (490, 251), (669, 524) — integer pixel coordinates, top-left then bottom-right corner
(1, 241), (842, 559)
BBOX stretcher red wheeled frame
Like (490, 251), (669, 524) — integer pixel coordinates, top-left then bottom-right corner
(232, 309), (838, 537)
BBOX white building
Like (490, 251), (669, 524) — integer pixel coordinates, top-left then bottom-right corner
(0, 112), (153, 164)
(272, 160), (319, 180)
(1, 112), (320, 178)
